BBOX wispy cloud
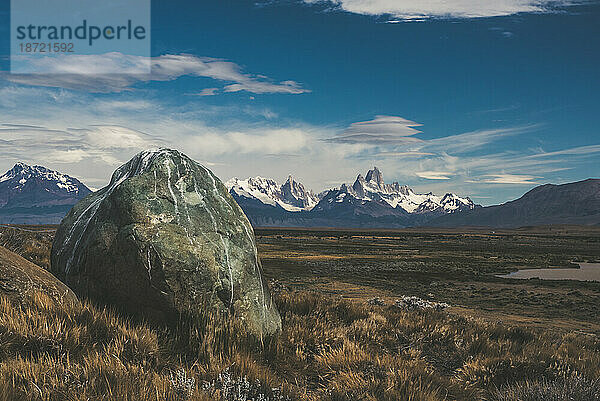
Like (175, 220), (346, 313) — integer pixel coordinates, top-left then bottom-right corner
(302, 0), (586, 20)
(328, 116), (537, 153)
(326, 115), (424, 144)
(374, 151), (435, 157)
(197, 87), (220, 96)
(3, 53), (310, 95)
(489, 27), (515, 38)
(0, 84), (330, 188)
(525, 144), (600, 158)
(468, 174), (542, 184)
(416, 171), (452, 180)
(0, 88), (598, 203)
(424, 125), (539, 154)
(0, 124), (161, 164)
(328, 115), (600, 196)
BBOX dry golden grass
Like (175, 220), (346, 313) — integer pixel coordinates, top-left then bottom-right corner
(0, 290), (598, 400)
(0, 225), (55, 270)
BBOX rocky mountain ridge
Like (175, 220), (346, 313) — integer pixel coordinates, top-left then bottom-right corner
(0, 163), (92, 224)
(430, 178), (600, 228)
(228, 167), (478, 227)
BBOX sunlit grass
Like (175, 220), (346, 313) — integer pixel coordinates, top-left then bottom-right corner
(0, 289), (599, 400)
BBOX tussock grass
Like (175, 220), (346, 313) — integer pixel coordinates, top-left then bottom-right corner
(493, 376), (600, 401)
(0, 226), (55, 270)
(0, 290), (598, 400)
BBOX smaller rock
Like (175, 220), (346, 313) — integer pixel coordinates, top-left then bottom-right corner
(0, 245), (77, 304)
(366, 297), (386, 306)
(394, 296), (449, 311)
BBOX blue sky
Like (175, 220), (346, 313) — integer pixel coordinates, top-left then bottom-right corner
(0, 0), (598, 204)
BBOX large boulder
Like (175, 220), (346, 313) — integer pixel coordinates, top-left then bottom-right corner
(51, 149), (281, 338)
(0, 245), (77, 304)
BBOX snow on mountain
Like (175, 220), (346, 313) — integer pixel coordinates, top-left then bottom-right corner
(280, 175), (319, 210)
(332, 167), (476, 214)
(1, 163), (82, 192)
(226, 175), (319, 212)
(0, 162), (92, 224)
(431, 178), (600, 228)
(227, 167), (476, 221)
(0, 163), (91, 209)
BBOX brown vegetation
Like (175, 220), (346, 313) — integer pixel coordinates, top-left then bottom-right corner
(0, 225), (56, 270)
(1, 289), (599, 400)
(0, 245), (76, 304)
(1, 225), (599, 399)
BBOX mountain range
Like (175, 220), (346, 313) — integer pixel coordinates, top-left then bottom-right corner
(226, 167), (478, 228)
(0, 162), (597, 228)
(430, 178), (600, 228)
(0, 163), (91, 224)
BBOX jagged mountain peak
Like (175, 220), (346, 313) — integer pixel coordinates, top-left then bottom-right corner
(2, 162), (51, 179)
(227, 174), (319, 212)
(365, 166), (384, 188)
(331, 167), (477, 214)
(399, 184), (412, 195)
(282, 175), (301, 191)
(228, 166), (477, 224)
(0, 162), (89, 195)
(281, 176), (318, 210)
(0, 162), (92, 223)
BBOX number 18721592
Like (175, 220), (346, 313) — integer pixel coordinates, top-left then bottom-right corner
(19, 42), (74, 53)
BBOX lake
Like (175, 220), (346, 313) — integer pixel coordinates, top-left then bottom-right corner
(499, 263), (600, 282)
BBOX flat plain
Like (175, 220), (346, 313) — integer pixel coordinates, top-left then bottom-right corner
(256, 226), (600, 334)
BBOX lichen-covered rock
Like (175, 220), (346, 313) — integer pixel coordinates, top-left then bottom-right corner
(0, 245), (77, 304)
(51, 149), (281, 338)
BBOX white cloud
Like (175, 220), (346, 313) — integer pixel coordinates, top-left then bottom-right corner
(197, 88), (220, 96)
(328, 115), (424, 144)
(374, 151), (435, 157)
(0, 88), (598, 203)
(468, 174), (542, 184)
(328, 116), (536, 152)
(3, 53), (310, 95)
(81, 126), (159, 150)
(525, 144), (600, 158)
(304, 0), (583, 20)
(181, 128), (310, 156)
(94, 100), (155, 112)
(424, 125), (539, 154)
(0, 123), (161, 163)
(416, 171), (452, 180)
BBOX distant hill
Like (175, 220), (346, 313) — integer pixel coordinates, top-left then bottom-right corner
(0, 163), (92, 224)
(429, 179), (600, 228)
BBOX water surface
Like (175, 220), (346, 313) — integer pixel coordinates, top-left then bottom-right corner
(499, 263), (600, 282)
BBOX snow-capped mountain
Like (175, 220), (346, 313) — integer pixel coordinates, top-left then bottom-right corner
(280, 175), (319, 210)
(431, 178), (600, 228)
(226, 175), (319, 212)
(226, 167), (478, 228)
(320, 167), (476, 215)
(0, 163), (91, 224)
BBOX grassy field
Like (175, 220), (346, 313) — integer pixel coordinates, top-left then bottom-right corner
(0, 224), (56, 270)
(255, 226), (600, 335)
(0, 224), (599, 400)
(1, 287), (599, 401)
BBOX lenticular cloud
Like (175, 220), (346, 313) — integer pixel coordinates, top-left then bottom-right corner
(305, 0), (580, 20)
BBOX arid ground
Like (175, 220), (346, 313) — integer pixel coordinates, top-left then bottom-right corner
(1, 224), (599, 400)
(256, 226), (600, 334)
